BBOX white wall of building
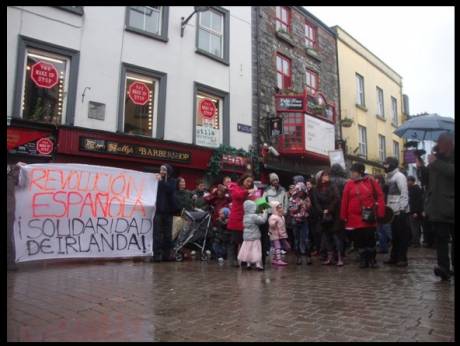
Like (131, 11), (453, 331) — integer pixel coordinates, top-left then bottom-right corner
(7, 6), (253, 150)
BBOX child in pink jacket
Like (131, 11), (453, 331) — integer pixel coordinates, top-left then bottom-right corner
(268, 201), (291, 266)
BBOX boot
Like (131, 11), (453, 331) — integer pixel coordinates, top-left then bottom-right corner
(359, 249), (369, 268)
(368, 248), (378, 268)
(336, 252), (344, 267)
(296, 255), (302, 265)
(306, 255), (312, 265)
(322, 252), (333, 265)
(272, 248), (287, 266)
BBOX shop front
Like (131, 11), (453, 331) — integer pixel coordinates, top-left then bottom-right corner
(55, 126), (214, 189)
(263, 90), (338, 185)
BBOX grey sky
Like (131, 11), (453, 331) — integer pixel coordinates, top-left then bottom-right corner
(304, 6), (455, 119)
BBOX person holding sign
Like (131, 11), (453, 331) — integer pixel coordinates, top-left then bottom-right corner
(153, 164), (179, 262)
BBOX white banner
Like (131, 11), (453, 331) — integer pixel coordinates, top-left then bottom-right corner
(13, 163), (157, 263)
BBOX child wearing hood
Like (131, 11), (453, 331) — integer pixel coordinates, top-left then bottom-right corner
(269, 201), (291, 266)
(237, 200), (269, 270)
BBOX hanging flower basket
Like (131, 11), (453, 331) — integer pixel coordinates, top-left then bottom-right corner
(340, 118), (354, 127)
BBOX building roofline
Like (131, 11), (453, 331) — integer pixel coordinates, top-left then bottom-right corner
(294, 6), (337, 36)
(331, 25), (402, 80)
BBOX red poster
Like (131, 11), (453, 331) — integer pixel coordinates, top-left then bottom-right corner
(30, 61), (59, 89)
(36, 138), (54, 155)
(200, 99), (216, 118)
(128, 82), (150, 105)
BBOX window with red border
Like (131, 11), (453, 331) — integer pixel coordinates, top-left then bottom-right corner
(305, 21), (318, 49)
(275, 6), (290, 32)
(276, 54), (291, 90)
(305, 69), (319, 95)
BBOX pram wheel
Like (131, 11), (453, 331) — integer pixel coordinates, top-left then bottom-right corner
(200, 253), (208, 261)
(175, 253), (184, 262)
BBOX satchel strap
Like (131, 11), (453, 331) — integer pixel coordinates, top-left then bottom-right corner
(354, 177), (377, 209)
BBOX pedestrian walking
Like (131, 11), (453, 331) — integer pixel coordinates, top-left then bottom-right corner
(374, 174), (392, 254)
(237, 200), (268, 270)
(425, 133), (455, 281)
(227, 174), (257, 267)
(268, 201), (291, 266)
(153, 164), (179, 262)
(289, 182), (313, 265)
(311, 169), (343, 266)
(407, 176), (424, 247)
(382, 157), (411, 267)
(340, 163), (385, 268)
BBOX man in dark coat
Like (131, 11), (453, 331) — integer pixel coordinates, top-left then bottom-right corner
(153, 163), (179, 262)
(425, 133), (455, 281)
(416, 156), (435, 248)
(407, 176), (424, 247)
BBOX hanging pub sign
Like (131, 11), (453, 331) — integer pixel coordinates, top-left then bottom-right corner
(7, 127), (55, 157)
(128, 82), (150, 105)
(275, 95), (306, 112)
(269, 117), (283, 137)
(30, 61), (59, 89)
(79, 137), (191, 163)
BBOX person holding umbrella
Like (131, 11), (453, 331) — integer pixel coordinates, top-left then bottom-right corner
(425, 132), (455, 281)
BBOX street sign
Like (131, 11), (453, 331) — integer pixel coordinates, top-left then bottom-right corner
(237, 123), (252, 133)
(30, 61), (59, 89)
(200, 99), (216, 118)
(128, 82), (150, 105)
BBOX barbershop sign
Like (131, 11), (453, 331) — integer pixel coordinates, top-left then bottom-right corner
(80, 137), (191, 163)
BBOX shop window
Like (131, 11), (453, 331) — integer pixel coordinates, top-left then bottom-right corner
(275, 6), (290, 32)
(276, 54), (291, 90)
(126, 6), (169, 42)
(122, 72), (158, 137)
(358, 125), (368, 158)
(305, 21), (317, 49)
(196, 7), (229, 64)
(20, 49), (70, 125)
(305, 69), (319, 95)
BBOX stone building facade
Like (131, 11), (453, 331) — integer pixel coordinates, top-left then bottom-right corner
(252, 6), (340, 183)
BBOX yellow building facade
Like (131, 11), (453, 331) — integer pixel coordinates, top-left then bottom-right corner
(334, 26), (406, 175)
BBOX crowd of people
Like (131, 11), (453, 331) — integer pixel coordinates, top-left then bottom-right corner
(152, 132), (454, 281)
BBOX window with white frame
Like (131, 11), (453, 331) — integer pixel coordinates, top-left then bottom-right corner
(305, 21), (317, 48)
(122, 72), (159, 137)
(391, 96), (398, 125)
(378, 134), (386, 161)
(20, 48), (70, 125)
(356, 73), (365, 106)
(276, 54), (291, 90)
(376, 87), (384, 117)
(305, 68), (319, 95)
(276, 6), (290, 32)
(198, 9), (224, 59)
(393, 140), (400, 162)
(358, 125), (367, 158)
(127, 6), (163, 36)
(195, 91), (223, 148)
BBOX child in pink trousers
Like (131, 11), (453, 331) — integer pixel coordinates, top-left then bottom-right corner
(268, 201), (291, 266)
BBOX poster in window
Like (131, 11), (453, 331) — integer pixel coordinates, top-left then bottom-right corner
(196, 95), (220, 148)
(269, 117), (283, 138)
(124, 75), (154, 137)
(22, 51), (67, 125)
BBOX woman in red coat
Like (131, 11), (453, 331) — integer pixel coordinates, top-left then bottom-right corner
(340, 163), (385, 268)
(226, 174), (256, 267)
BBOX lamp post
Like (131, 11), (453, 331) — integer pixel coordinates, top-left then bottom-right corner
(181, 6), (210, 37)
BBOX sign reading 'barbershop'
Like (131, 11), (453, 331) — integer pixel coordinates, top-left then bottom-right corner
(13, 164), (158, 262)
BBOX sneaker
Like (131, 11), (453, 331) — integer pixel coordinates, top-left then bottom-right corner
(255, 266), (264, 271)
(336, 260), (344, 267)
(205, 250), (212, 256)
(218, 257), (224, 263)
(281, 249), (287, 255)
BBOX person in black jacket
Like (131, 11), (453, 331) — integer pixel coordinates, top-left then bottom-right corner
(153, 163), (179, 262)
(407, 176), (424, 247)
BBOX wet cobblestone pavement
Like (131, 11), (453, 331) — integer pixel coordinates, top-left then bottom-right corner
(7, 247), (454, 342)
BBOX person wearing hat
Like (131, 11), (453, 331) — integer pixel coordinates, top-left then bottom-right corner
(340, 163), (385, 268)
(262, 173), (288, 264)
(382, 156), (410, 267)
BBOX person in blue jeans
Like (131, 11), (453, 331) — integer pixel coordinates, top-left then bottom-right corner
(377, 223), (392, 253)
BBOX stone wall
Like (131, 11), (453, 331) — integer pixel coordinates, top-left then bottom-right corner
(252, 6), (340, 173)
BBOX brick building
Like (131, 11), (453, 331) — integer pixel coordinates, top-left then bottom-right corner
(252, 6), (340, 184)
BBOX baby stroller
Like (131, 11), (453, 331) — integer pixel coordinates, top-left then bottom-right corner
(173, 206), (213, 262)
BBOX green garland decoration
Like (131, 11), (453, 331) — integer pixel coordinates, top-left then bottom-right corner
(207, 144), (260, 179)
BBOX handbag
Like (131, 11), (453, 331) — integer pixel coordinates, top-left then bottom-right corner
(356, 179), (378, 223)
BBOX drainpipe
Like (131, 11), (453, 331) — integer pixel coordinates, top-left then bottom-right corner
(254, 6), (261, 166)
